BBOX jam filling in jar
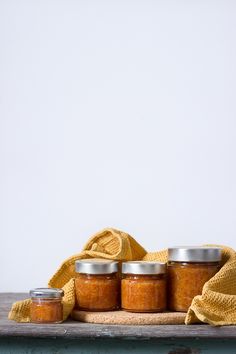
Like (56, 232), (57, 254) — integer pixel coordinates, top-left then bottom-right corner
(30, 288), (64, 323)
(75, 259), (120, 311)
(121, 261), (167, 312)
(168, 247), (222, 312)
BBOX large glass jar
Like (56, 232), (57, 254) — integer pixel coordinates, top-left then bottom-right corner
(30, 288), (64, 323)
(121, 261), (167, 312)
(168, 247), (221, 312)
(75, 259), (119, 311)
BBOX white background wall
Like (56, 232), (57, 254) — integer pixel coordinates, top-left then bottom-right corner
(1, 0), (236, 292)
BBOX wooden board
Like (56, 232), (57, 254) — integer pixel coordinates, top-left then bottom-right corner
(2, 293), (236, 340)
(71, 309), (186, 325)
(2, 294), (236, 354)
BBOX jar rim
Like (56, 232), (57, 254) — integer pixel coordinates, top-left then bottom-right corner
(75, 258), (118, 274)
(168, 246), (222, 262)
(30, 288), (64, 299)
(122, 261), (166, 275)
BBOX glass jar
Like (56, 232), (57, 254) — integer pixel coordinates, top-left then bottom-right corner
(30, 288), (64, 323)
(168, 247), (222, 312)
(121, 261), (167, 312)
(75, 259), (120, 311)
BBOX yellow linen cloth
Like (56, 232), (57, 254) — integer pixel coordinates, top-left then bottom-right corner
(8, 228), (236, 325)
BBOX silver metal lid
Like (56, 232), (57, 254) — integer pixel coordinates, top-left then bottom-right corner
(29, 288), (64, 299)
(122, 261), (166, 275)
(75, 258), (118, 274)
(168, 247), (222, 262)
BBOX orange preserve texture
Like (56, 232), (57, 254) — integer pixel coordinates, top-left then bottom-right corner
(168, 261), (220, 312)
(75, 259), (119, 311)
(75, 273), (120, 311)
(30, 298), (63, 323)
(167, 247), (221, 312)
(29, 288), (64, 324)
(122, 274), (166, 312)
(121, 261), (167, 313)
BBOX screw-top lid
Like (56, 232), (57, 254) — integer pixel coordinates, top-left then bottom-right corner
(168, 246), (222, 262)
(75, 258), (118, 274)
(29, 288), (64, 299)
(122, 261), (166, 275)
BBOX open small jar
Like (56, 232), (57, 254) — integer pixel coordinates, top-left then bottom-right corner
(30, 288), (64, 323)
(168, 247), (222, 312)
(121, 261), (167, 312)
(75, 259), (120, 311)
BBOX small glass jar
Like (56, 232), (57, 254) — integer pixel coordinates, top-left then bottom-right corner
(168, 247), (222, 312)
(75, 259), (120, 311)
(30, 288), (64, 323)
(121, 261), (167, 312)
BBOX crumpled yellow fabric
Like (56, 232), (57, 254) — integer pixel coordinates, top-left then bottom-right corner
(8, 228), (236, 326)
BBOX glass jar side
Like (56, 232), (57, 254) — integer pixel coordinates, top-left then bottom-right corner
(167, 261), (220, 312)
(30, 298), (63, 323)
(121, 273), (166, 313)
(75, 272), (120, 311)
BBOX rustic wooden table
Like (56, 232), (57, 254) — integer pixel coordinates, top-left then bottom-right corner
(1, 293), (236, 354)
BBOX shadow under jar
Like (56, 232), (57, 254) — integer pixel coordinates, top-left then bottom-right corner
(121, 261), (167, 312)
(30, 288), (64, 324)
(75, 259), (120, 311)
(168, 247), (222, 312)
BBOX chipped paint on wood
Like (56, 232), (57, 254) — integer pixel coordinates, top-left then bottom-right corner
(168, 347), (201, 354)
(0, 338), (236, 354)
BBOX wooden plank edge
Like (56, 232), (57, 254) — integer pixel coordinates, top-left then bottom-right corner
(1, 324), (236, 339)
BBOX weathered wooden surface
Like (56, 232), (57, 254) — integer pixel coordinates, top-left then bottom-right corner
(1, 293), (236, 353)
(1, 293), (236, 340)
(1, 337), (236, 354)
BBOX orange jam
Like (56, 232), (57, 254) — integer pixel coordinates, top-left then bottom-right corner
(167, 247), (221, 312)
(121, 261), (167, 312)
(75, 273), (120, 311)
(29, 288), (64, 323)
(168, 261), (220, 311)
(30, 299), (63, 323)
(75, 259), (119, 311)
(122, 274), (166, 312)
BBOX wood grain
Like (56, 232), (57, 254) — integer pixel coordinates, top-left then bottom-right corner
(1, 293), (236, 339)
